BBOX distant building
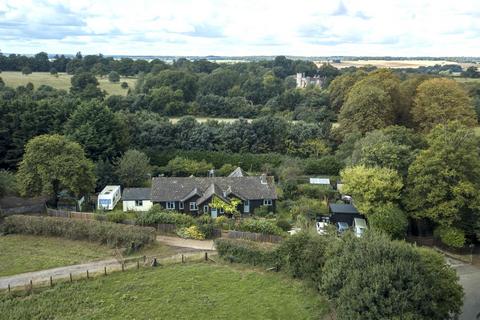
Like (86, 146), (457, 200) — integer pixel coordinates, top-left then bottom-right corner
(296, 73), (325, 88)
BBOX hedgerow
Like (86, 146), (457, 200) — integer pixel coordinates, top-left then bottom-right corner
(2, 215), (155, 248)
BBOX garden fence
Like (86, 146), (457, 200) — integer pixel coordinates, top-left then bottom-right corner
(225, 230), (283, 243)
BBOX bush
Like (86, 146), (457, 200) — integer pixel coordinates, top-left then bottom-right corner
(106, 211), (128, 223)
(296, 184), (334, 199)
(253, 205), (272, 217)
(2, 215), (155, 248)
(435, 226), (466, 248)
(0, 170), (18, 197)
(237, 219), (284, 236)
(136, 205), (195, 227)
(108, 71), (120, 83)
(176, 225), (205, 240)
(304, 156), (343, 175)
(277, 232), (328, 286)
(121, 82), (128, 89)
(276, 219), (292, 232)
(369, 205), (408, 239)
(214, 216), (234, 230)
(215, 238), (279, 266)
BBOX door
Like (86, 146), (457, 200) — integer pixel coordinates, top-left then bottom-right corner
(211, 208), (218, 218)
(243, 200), (250, 213)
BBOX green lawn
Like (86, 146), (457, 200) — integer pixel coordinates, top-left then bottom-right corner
(0, 71), (136, 96)
(0, 263), (327, 319)
(0, 234), (176, 277)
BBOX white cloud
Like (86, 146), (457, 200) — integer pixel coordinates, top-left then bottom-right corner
(0, 0), (479, 56)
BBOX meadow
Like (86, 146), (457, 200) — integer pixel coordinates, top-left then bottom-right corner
(0, 234), (176, 277)
(0, 71), (137, 96)
(0, 263), (327, 320)
(317, 59), (470, 69)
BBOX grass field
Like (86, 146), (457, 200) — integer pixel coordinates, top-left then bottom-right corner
(0, 263), (327, 319)
(0, 71), (137, 96)
(0, 234), (176, 277)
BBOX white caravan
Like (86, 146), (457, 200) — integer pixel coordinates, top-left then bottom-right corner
(97, 185), (121, 211)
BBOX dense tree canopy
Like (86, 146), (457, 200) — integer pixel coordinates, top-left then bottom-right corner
(412, 78), (476, 132)
(405, 121), (480, 246)
(16, 134), (95, 206)
(115, 149), (152, 187)
(340, 165), (403, 215)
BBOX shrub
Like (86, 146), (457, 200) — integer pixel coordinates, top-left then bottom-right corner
(237, 219), (284, 236)
(176, 225), (205, 240)
(121, 81), (128, 89)
(106, 211), (128, 223)
(215, 238), (279, 266)
(253, 205), (272, 217)
(214, 216), (234, 230)
(304, 156), (343, 175)
(435, 226), (466, 248)
(276, 219), (292, 232)
(2, 215), (155, 248)
(296, 184), (334, 199)
(108, 71), (120, 83)
(136, 205), (195, 227)
(369, 205), (408, 239)
(277, 232), (328, 286)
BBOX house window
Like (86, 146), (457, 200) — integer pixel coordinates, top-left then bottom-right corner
(179, 202), (184, 210)
(263, 199), (273, 206)
(190, 202), (198, 211)
(135, 200), (143, 207)
(219, 208), (224, 214)
(166, 201), (175, 210)
(203, 205), (209, 213)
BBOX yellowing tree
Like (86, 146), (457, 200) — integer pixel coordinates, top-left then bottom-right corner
(412, 78), (476, 132)
(340, 165), (403, 215)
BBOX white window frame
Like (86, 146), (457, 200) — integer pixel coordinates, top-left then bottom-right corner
(219, 207), (224, 214)
(263, 199), (273, 206)
(190, 202), (198, 211)
(179, 202), (184, 210)
(135, 200), (143, 207)
(166, 201), (175, 210)
(204, 205), (209, 213)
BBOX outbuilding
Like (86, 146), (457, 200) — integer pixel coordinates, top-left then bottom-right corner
(122, 188), (153, 212)
(329, 203), (363, 226)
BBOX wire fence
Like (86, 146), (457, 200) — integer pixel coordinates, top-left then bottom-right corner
(2, 251), (217, 294)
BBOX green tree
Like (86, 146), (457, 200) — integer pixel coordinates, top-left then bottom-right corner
(21, 66), (32, 75)
(65, 101), (129, 160)
(350, 126), (423, 175)
(16, 134), (95, 207)
(340, 165), (403, 215)
(368, 204), (408, 239)
(163, 157), (213, 177)
(328, 70), (366, 113)
(70, 72), (105, 99)
(412, 78), (477, 132)
(321, 232), (463, 320)
(405, 121), (480, 245)
(0, 170), (18, 197)
(116, 149), (152, 187)
(108, 71), (120, 83)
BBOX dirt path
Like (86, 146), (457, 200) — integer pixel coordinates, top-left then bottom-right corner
(0, 258), (122, 290)
(156, 235), (215, 251)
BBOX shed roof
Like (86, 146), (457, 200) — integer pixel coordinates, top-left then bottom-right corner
(310, 178), (331, 185)
(122, 188), (151, 201)
(228, 167), (248, 177)
(329, 203), (359, 214)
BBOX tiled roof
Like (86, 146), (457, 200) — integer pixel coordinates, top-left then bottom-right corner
(151, 176), (277, 202)
(122, 188), (151, 201)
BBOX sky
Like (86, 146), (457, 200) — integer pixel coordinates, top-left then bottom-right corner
(1, 0), (480, 57)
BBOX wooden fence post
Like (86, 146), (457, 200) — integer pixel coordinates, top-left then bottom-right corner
(86, 270), (89, 279)
(8, 284), (10, 293)
(104, 266), (107, 276)
(137, 261), (140, 269)
(205, 252), (208, 261)
(122, 263), (125, 272)
(50, 276), (53, 287)
(30, 279), (33, 292)
(182, 254), (185, 263)
(70, 273), (73, 283)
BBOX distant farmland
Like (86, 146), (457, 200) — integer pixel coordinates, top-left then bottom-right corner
(315, 59), (474, 69)
(0, 71), (137, 96)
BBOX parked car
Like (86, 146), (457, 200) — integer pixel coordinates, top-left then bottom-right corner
(316, 222), (328, 235)
(353, 218), (368, 237)
(336, 222), (349, 234)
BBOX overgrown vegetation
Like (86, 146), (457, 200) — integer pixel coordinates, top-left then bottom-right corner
(2, 215), (155, 248)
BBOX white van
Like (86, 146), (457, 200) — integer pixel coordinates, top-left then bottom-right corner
(353, 218), (368, 237)
(97, 185), (121, 211)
